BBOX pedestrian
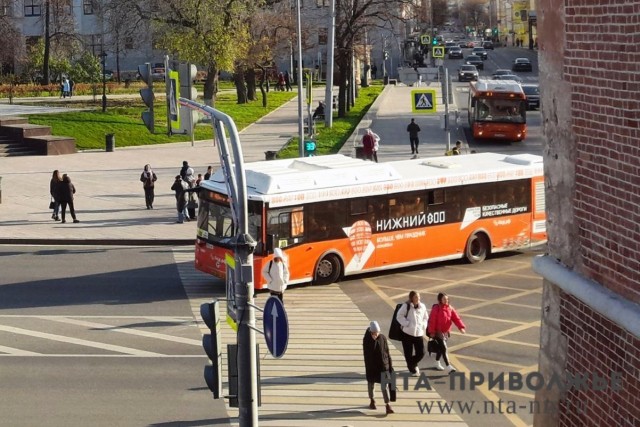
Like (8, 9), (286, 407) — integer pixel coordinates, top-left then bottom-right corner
(140, 164), (157, 209)
(371, 129), (381, 163)
(184, 167), (197, 220)
(363, 320), (395, 415)
(203, 165), (213, 181)
(284, 70), (292, 91)
(63, 78), (70, 98)
(406, 118), (421, 155)
(371, 64), (378, 79)
(361, 129), (376, 161)
(427, 292), (466, 373)
(50, 170), (62, 221)
(452, 140), (463, 155)
(277, 73), (285, 91)
(312, 101), (325, 120)
(262, 247), (289, 302)
(180, 160), (190, 182)
(171, 175), (188, 223)
(59, 81), (64, 98)
(396, 290), (429, 375)
(196, 173), (203, 186)
(69, 79), (74, 97)
(58, 174), (79, 224)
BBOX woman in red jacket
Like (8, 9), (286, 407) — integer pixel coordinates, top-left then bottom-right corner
(427, 292), (466, 373)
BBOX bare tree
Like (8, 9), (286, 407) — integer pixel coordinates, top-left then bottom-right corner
(459, 0), (488, 33)
(0, 8), (21, 74)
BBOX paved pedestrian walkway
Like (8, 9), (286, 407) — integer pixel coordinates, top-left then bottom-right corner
(0, 83), (465, 244)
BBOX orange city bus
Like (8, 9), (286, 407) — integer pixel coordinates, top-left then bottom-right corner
(194, 153), (546, 289)
(468, 79), (527, 142)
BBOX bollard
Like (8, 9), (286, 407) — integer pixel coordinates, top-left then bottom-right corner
(354, 146), (365, 159)
(264, 151), (277, 161)
(105, 134), (115, 152)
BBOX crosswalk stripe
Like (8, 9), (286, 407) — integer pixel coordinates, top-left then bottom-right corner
(173, 250), (469, 426)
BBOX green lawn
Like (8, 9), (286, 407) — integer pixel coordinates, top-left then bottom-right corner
(28, 91), (297, 150)
(26, 81), (385, 155)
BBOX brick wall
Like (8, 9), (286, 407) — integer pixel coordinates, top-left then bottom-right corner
(564, 0), (640, 304)
(559, 294), (640, 426)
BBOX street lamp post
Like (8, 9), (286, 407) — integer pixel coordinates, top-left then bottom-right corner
(101, 52), (107, 112)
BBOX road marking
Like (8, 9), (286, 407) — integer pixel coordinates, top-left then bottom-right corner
(37, 316), (202, 346)
(0, 325), (162, 356)
(457, 289), (541, 313)
(0, 344), (40, 356)
(454, 353), (529, 370)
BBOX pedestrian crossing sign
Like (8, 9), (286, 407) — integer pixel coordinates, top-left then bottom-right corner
(432, 46), (445, 58)
(411, 89), (437, 113)
(420, 35), (431, 45)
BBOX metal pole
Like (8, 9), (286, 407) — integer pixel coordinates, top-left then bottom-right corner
(296, 0), (304, 157)
(324, 0), (335, 128)
(444, 68), (450, 152)
(164, 55), (171, 136)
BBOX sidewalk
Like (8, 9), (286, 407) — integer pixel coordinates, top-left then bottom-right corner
(0, 83), (464, 244)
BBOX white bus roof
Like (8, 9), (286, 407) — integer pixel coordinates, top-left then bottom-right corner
(204, 153), (543, 208)
(472, 79), (524, 93)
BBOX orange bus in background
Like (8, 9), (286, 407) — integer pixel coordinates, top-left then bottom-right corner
(194, 153), (546, 289)
(468, 80), (527, 142)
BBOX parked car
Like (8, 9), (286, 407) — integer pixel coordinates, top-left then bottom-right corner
(512, 57), (533, 72)
(471, 47), (488, 60)
(448, 46), (464, 59)
(492, 69), (512, 78)
(482, 40), (494, 50)
(103, 70), (114, 80)
(522, 83), (540, 109)
(493, 74), (523, 83)
(151, 63), (166, 81)
(464, 55), (484, 70)
(458, 65), (479, 82)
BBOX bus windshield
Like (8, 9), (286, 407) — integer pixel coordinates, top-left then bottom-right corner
(474, 98), (526, 124)
(196, 193), (263, 248)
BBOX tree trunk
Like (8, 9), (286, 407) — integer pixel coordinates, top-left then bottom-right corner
(245, 68), (256, 101)
(115, 42), (121, 84)
(204, 63), (219, 107)
(258, 66), (267, 108)
(234, 66), (247, 104)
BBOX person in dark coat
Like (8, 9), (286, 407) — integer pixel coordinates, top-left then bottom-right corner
(179, 161), (189, 181)
(140, 164), (158, 209)
(58, 174), (79, 223)
(50, 170), (62, 221)
(363, 321), (395, 414)
(406, 118), (421, 155)
(171, 175), (188, 223)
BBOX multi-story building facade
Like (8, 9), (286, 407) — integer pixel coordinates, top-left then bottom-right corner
(534, 0), (639, 426)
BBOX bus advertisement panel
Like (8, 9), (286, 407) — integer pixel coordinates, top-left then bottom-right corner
(468, 80), (527, 142)
(194, 154), (546, 289)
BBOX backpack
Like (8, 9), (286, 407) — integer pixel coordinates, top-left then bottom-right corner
(388, 302), (410, 341)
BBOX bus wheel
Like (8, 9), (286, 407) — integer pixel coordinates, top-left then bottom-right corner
(314, 254), (341, 285)
(465, 232), (490, 264)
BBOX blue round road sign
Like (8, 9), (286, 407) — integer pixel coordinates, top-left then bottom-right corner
(263, 296), (289, 358)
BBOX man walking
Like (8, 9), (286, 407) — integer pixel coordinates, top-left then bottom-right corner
(396, 291), (429, 375)
(406, 118), (421, 155)
(363, 321), (394, 415)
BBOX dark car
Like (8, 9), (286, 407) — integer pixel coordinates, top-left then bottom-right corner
(482, 41), (494, 50)
(464, 55), (484, 70)
(458, 41), (468, 48)
(471, 47), (488, 60)
(512, 57), (533, 72)
(448, 47), (463, 59)
(522, 84), (540, 109)
(445, 42), (457, 53)
(458, 65), (479, 82)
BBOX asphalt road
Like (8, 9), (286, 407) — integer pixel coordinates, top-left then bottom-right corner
(0, 245), (230, 427)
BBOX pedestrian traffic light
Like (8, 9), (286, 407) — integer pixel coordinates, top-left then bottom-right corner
(175, 63), (199, 135)
(384, 51), (389, 60)
(138, 63), (155, 133)
(201, 301), (222, 399)
(432, 37), (438, 46)
(304, 140), (316, 157)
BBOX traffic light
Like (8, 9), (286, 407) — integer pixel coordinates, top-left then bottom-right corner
(201, 301), (222, 399)
(304, 139), (316, 157)
(493, 27), (499, 35)
(175, 63), (199, 135)
(432, 37), (438, 46)
(138, 63), (155, 133)
(384, 51), (389, 60)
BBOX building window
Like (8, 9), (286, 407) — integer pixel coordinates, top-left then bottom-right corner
(24, 0), (41, 17)
(318, 28), (327, 45)
(316, 0), (329, 6)
(86, 34), (103, 56)
(83, 0), (94, 15)
(1, 0), (9, 16)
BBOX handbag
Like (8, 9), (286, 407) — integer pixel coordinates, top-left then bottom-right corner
(388, 381), (396, 402)
(49, 198), (55, 210)
(388, 302), (410, 341)
(187, 200), (198, 209)
(427, 338), (439, 356)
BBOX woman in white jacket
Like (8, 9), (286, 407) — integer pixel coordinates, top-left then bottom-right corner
(396, 291), (429, 375)
(262, 248), (290, 302)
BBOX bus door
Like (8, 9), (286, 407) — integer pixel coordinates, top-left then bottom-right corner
(265, 206), (306, 278)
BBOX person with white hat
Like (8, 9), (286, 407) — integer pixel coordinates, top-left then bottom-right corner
(262, 248), (290, 302)
(363, 320), (395, 415)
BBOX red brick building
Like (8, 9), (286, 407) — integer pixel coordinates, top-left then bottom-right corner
(533, 1), (640, 426)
